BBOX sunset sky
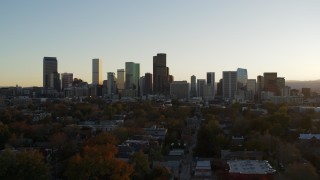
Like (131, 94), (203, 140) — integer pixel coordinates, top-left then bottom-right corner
(1, 0), (320, 87)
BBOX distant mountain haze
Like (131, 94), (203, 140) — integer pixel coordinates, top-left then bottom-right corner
(286, 80), (320, 92)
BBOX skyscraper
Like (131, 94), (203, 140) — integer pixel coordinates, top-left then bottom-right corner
(263, 72), (278, 95)
(257, 75), (264, 100)
(92, 58), (102, 85)
(170, 81), (189, 100)
(197, 79), (206, 97)
(206, 72), (215, 97)
(237, 68), (248, 90)
(190, 75), (197, 97)
(107, 72), (116, 95)
(247, 79), (256, 100)
(116, 69), (125, 93)
(61, 73), (73, 90)
(217, 79), (223, 97)
(223, 71), (237, 99)
(125, 62), (140, 91)
(144, 73), (153, 95)
(153, 53), (169, 95)
(50, 72), (61, 91)
(43, 57), (58, 88)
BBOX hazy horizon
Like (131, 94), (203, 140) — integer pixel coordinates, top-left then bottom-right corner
(1, 1), (319, 86)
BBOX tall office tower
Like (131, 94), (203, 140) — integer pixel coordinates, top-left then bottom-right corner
(153, 53), (169, 95)
(207, 72), (215, 97)
(169, 75), (174, 84)
(144, 73), (153, 95)
(237, 68), (248, 90)
(247, 79), (256, 100)
(50, 72), (61, 91)
(216, 79), (223, 97)
(197, 79), (206, 97)
(116, 69), (125, 93)
(257, 75), (264, 100)
(277, 77), (285, 96)
(102, 80), (108, 96)
(43, 57), (58, 88)
(302, 88), (311, 99)
(139, 76), (145, 96)
(190, 75), (197, 97)
(257, 75), (264, 92)
(170, 81), (190, 100)
(277, 77), (285, 89)
(263, 72), (278, 95)
(223, 71), (237, 99)
(107, 72), (116, 95)
(61, 73), (73, 90)
(125, 62), (140, 90)
(92, 58), (102, 85)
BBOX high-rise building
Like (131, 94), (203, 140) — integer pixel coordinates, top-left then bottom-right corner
(206, 72), (215, 97)
(144, 73), (153, 95)
(117, 69), (125, 93)
(50, 72), (61, 91)
(197, 79), (206, 97)
(139, 76), (145, 97)
(107, 72), (116, 95)
(277, 77), (285, 89)
(223, 71), (237, 99)
(236, 68), (248, 90)
(153, 53), (169, 95)
(190, 75), (197, 98)
(43, 57), (58, 88)
(277, 77), (286, 96)
(257, 75), (264, 100)
(169, 75), (174, 84)
(217, 79), (223, 97)
(125, 62), (140, 92)
(263, 72), (278, 95)
(247, 79), (256, 100)
(61, 73), (73, 90)
(170, 81), (190, 100)
(92, 58), (102, 85)
(302, 88), (311, 99)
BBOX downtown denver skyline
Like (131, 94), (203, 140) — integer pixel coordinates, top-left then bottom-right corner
(1, 0), (320, 87)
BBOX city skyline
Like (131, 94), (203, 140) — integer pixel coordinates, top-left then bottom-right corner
(1, 1), (320, 86)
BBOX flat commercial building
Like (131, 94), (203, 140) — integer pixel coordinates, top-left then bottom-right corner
(227, 160), (276, 180)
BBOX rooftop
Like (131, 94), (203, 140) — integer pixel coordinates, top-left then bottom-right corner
(299, 134), (320, 140)
(228, 160), (276, 175)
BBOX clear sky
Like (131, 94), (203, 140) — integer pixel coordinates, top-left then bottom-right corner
(1, 0), (320, 87)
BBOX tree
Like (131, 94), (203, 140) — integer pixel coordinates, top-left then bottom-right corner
(130, 151), (151, 180)
(0, 149), (48, 180)
(0, 123), (10, 148)
(286, 162), (319, 180)
(149, 165), (172, 180)
(64, 133), (133, 179)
